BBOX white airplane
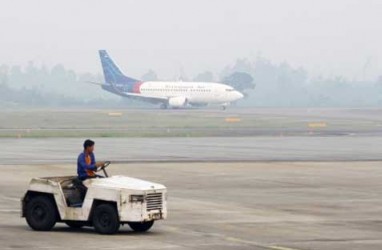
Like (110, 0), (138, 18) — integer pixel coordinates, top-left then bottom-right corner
(94, 50), (244, 109)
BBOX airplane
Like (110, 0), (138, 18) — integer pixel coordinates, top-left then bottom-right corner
(92, 50), (244, 109)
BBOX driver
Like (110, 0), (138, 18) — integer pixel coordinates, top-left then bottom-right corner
(77, 139), (105, 182)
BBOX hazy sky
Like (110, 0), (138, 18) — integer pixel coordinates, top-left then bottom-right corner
(0, 0), (381, 80)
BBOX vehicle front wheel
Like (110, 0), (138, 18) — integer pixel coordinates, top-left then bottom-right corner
(92, 204), (120, 234)
(25, 195), (57, 231)
(128, 221), (154, 232)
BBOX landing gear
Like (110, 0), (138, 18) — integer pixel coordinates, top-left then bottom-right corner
(220, 103), (229, 110)
(160, 103), (168, 109)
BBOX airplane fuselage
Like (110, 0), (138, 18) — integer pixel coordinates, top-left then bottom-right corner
(140, 82), (240, 103)
(97, 50), (244, 109)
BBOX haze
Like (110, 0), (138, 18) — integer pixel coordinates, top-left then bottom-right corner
(1, 0), (381, 80)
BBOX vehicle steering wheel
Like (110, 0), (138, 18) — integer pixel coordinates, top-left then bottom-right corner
(97, 161), (111, 177)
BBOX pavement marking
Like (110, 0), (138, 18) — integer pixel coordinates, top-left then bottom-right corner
(0, 195), (20, 202)
(225, 236), (268, 248)
(308, 122), (327, 128)
(0, 209), (20, 213)
(226, 237), (303, 250)
(269, 246), (302, 250)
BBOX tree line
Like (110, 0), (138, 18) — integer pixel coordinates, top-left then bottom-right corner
(1, 57), (382, 108)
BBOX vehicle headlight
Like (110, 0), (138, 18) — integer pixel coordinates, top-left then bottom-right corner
(130, 194), (145, 203)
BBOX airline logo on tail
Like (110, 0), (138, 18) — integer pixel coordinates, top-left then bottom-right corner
(99, 50), (139, 84)
(99, 50), (142, 93)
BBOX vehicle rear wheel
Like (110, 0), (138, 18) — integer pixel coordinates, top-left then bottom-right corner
(65, 221), (86, 229)
(92, 204), (120, 234)
(25, 196), (57, 231)
(128, 221), (154, 232)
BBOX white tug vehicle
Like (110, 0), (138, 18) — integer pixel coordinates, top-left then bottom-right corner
(21, 162), (167, 234)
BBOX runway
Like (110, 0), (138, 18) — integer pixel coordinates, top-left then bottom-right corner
(0, 136), (382, 164)
(1, 108), (382, 138)
(1, 108), (382, 249)
(1, 162), (382, 250)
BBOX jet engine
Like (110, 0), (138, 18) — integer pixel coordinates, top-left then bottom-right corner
(168, 96), (187, 108)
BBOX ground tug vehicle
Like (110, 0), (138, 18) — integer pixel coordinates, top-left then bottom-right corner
(21, 162), (167, 234)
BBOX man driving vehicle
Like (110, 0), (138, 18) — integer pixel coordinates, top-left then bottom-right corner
(77, 139), (105, 181)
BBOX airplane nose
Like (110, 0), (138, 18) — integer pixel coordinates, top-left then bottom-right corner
(235, 91), (244, 100)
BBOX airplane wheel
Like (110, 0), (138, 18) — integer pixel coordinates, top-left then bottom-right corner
(160, 104), (168, 109)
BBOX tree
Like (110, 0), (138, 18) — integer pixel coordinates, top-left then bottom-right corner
(193, 71), (214, 82)
(376, 75), (382, 87)
(0, 64), (8, 86)
(222, 72), (254, 92)
(141, 70), (158, 81)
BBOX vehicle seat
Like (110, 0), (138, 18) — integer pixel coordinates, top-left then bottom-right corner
(62, 177), (87, 207)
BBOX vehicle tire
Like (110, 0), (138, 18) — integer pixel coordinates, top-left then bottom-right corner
(128, 221), (154, 232)
(92, 204), (120, 234)
(25, 195), (57, 231)
(65, 221), (86, 229)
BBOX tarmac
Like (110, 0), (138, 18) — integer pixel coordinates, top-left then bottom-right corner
(1, 108), (382, 249)
(0, 137), (382, 164)
(1, 161), (382, 250)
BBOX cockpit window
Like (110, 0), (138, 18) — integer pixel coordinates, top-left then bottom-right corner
(225, 88), (234, 92)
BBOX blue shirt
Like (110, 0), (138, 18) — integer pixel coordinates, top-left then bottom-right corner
(77, 152), (97, 180)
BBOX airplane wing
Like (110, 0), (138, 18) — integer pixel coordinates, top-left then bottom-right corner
(85, 81), (168, 104)
(86, 81), (105, 86)
(119, 92), (168, 104)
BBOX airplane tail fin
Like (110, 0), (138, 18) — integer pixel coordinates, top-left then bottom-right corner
(99, 50), (139, 85)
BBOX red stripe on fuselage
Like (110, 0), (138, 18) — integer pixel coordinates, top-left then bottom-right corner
(132, 82), (143, 93)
